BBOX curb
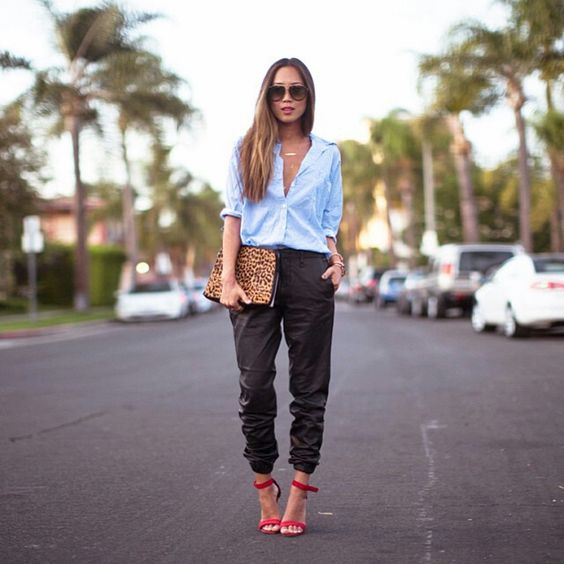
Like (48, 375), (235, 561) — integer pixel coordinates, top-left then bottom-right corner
(0, 320), (114, 340)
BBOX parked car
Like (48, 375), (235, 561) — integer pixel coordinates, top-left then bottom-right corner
(420, 243), (524, 319)
(396, 269), (429, 316)
(335, 276), (351, 301)
(375, 270), (407, 308)
(349, 267), (387, 304)
(185, 278), (216, 314)
(471, 253), (564, 338)
(115, 279), (190, 321)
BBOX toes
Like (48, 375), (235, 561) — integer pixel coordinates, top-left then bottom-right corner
(281, 525), (303, 535)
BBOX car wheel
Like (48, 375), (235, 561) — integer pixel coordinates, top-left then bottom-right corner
(397, 299), (410, 316)
(411, 297), (425, 317)
(471, 303), (495, 333)
(427, 296), (446, 319)
(503, 305), (529, 338)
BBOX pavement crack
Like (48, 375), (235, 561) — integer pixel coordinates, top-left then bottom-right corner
(9, 410), (108, 443)
(417, 419), (446, 564)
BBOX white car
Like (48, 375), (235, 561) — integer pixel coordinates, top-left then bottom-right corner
(471, 254), (564, 338)
(115, 280), (189, 321)
(185, 278), (216, 314)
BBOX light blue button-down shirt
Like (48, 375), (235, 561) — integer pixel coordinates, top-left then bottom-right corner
(221, 133), (343, 255)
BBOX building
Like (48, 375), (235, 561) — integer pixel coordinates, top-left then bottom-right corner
(38, 197), (123, 245)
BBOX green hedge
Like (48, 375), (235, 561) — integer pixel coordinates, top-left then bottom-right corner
(15, 244), (126, 307)
(89, 245), (126, 306)
(37, 244), (74, 306)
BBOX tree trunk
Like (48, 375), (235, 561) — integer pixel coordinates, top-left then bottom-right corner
(557, 154), (564, 249)
(544, 80), (564, 251)
(382, 177), (396, 266)
(506, 77), (532, 252)
(548, 151), (564, 252)
(446, 114), (479, 243)
(550, 208), (560, 252)
(344, 201), (360, 255)
(120, 127), (138, 289)
(398, 167), (416, 269)
(70, 115), (89, 311)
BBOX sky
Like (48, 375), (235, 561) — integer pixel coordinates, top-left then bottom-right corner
(1, 0), (545, 199)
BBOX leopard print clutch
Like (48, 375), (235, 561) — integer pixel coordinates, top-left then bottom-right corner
(203, 246), (278, 306)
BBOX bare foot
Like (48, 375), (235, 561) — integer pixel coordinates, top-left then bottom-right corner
(257, 480), (281, 533)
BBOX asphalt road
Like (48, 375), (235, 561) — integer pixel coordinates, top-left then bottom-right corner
(1, 303), (564, 564)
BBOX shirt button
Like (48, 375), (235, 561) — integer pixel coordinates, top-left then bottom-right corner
(282, 204), (287, 209)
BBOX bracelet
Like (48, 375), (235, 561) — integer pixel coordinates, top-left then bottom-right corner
(328, 252), (344, 265)
(328, 252), (346, 276)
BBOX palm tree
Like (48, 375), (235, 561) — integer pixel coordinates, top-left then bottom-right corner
(500, 0), (564, 249)
(93, 49), (196, 288)
(419, 51), (500, 243)
(140, 137), (222, 276)
(534, 110), (564, 249)
(370, 110), (420, 268)
(32, 0), (157, 310)
(338, 139), (379, 257)
(0, 51), (31, 70)
(446, 21), (537, 250)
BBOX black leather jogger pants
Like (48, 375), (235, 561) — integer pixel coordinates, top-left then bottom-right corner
(229, 248), (335, 475)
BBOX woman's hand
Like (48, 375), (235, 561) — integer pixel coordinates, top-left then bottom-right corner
(321, 264), (343, 291)
(220, 278), (251, 312)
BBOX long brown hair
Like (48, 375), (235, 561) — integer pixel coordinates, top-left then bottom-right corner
(239, 58), (316, 202)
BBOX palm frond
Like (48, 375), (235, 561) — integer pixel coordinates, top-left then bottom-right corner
(0, 51), (31, 70)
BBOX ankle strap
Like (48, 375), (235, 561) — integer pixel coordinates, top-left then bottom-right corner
(254, 478), (276, 490)
(291, 479), (319, 493)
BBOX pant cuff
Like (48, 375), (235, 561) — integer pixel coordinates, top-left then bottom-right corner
(250, 461), (274, 475)
(292, 462), (317, 474)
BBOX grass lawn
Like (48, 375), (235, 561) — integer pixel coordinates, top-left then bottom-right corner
(0, 308), (115, 333)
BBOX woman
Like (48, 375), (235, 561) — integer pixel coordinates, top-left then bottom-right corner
(220, 58), (344, 537)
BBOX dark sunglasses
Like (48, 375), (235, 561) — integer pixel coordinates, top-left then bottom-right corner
(267, 84), (308, 102)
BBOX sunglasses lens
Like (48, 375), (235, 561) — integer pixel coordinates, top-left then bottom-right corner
(268, 86), (286, 101)
(268, 85), (308, 102)
(290, 85), (307, 100)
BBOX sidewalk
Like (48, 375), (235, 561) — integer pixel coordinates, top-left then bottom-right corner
(0, 308), (115, 339)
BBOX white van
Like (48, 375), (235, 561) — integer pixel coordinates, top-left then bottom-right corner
(422, 243), (524, 318)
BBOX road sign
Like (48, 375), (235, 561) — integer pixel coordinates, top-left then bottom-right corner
(22, 215), (44, 253)
(22, 215), (43, 320)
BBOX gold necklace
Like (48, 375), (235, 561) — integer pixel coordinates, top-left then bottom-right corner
(282, 138), (309, 157)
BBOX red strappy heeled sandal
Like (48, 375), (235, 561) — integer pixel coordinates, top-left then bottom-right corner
(280, 479), (319, 537)
(254, 478), (282, 534)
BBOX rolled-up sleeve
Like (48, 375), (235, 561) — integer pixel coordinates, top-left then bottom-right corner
(220, 143), (243, 219)
(322, 147), (343, 240)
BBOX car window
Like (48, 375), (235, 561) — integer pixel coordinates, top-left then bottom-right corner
(459, 251), (514, 273)
(533, 258), (564, 273)
(131, 282), (172, 293)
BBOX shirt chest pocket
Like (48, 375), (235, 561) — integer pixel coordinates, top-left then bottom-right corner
(308, 171), (332, 218)
(291, 172), (325, 219)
